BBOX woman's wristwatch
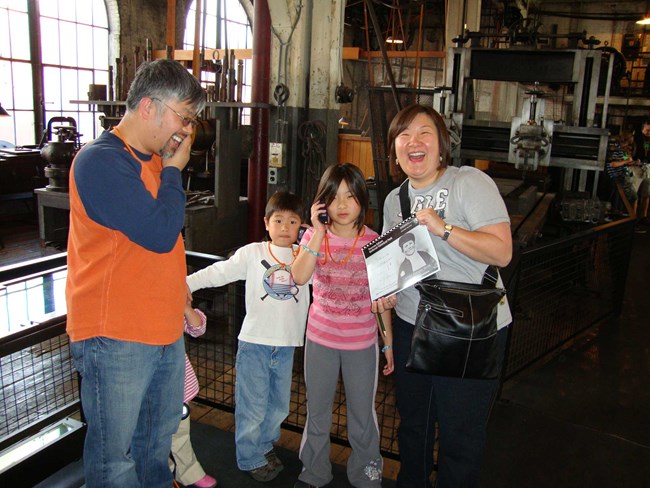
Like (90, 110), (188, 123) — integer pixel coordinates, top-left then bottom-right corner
(442, 223), (454, 241)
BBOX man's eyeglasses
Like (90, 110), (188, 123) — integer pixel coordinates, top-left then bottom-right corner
(151, 97), (198, 128)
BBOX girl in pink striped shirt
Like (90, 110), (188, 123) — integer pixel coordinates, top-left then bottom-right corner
(292, 163), (393, 488)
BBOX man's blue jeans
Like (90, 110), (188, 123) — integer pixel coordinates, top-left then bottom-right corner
(70, 336), (185, 488)
(234, 340), (295, 471)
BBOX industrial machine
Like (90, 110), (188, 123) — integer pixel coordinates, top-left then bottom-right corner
(439, 30), (614, 246)
(366, 23), (618, 249)
(39, 117), (82, 192)
(445, 38), (609, 185)
(181, 104), (252, 255)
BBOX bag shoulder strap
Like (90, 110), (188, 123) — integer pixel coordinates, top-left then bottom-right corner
(398, 180), (411, 220)
(482, 265), (499, 287)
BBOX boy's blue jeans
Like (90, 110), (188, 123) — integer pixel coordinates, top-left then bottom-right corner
(234, 340), (295, 471)
(70, 336), (185, 488)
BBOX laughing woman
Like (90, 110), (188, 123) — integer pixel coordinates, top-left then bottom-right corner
(376, 104), (513, 488)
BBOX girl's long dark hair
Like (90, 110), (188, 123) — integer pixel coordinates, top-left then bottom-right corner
(313, 163), (369, 231)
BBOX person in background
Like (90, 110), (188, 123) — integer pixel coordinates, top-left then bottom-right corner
(169, 300), (218, 488)
(65, 59), (206, 487)
(186, 191), (310, 483)
(291, 163), (394, 488)
(605, 132), (639, 225)
(374, 104), (512, 487)
(632, 118), (650, 226)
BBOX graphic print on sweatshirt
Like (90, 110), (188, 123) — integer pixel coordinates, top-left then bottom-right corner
(404, 187), (449, 221)
(260, 259), (300, 302)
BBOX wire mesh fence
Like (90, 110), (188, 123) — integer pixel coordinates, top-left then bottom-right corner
(0, 333), (78, 443)
(504, 221), (633, 377)
(186, 220), (632, 458)
(0, 222), (633, 459)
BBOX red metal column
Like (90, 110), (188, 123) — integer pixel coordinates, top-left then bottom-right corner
(249, 0), (271, 242)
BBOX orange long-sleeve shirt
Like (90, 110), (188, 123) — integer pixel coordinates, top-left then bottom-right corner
(66, 132), (186, 345)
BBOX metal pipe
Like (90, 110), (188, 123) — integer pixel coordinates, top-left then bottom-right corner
(601, 52), (614, 129)
(452, 52), (461, 113)
(192, 0), (202, 79)
(364, 0), (401, 112)
(27, 0), (45, 144)
(579, 57), (594, 127)
(236, 60), (244, 102)
(108, 65), (114, 102)
(249, 0), (271, 242)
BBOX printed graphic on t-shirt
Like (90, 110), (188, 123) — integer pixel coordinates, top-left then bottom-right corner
(322, 286), (362, 316)
(317, 265), (367, 316)
(410, 188), (449, 221)
(260, 260), (299, 302)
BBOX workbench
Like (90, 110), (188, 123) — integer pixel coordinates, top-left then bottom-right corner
(34, 188), (70, 246)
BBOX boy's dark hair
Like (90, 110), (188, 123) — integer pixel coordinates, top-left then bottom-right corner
(313, 163), (369, 231)
(265, 191), (304, 221)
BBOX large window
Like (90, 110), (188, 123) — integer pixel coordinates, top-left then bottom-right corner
(0, 0), (252, 148)
(0, 0), (109, 147)
(184, 0), (253, 123)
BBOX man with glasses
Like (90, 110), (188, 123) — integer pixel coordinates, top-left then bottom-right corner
(66, 59), (206, 488)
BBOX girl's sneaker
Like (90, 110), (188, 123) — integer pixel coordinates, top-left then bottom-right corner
(191, 474), (217, 488)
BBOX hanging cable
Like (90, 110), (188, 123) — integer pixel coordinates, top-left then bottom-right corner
(299, 120), (327, 200)
(271, 0), (303, 143)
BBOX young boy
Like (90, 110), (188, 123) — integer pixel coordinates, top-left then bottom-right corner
(186, 191), (309, 483)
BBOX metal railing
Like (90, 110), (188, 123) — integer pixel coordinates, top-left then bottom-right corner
(0, 219), (634, 460)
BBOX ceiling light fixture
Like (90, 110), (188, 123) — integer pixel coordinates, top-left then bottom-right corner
(386, 36), (403, 44)
(638, 4), (650, 25)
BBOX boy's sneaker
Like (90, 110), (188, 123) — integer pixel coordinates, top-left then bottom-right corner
(246, 462), (282, 482)
(265, 449), (284, 471)
(293, 481), (319, 488)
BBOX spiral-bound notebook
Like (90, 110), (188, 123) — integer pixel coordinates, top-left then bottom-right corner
(362, 216), (440, 300)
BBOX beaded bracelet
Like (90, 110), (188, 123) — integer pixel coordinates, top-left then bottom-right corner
(302, 244), (323, 257)
(381, 345), (392, 353)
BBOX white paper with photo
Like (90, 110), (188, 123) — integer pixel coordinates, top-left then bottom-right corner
(362, 216), (440, 300)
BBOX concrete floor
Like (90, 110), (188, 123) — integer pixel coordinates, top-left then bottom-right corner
(481, 227), (650, 487)
(3, 221), (649, 487)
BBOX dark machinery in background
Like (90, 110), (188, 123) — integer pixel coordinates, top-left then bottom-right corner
(447, 30), (609, 172)
(440, 29), (612, 247)
(368, 33), (612, 248)
(62, 45), (255, 255)
(39, 117), (82, 192)
(45, 98), (253, 255)
(181, 104), (252, 255)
